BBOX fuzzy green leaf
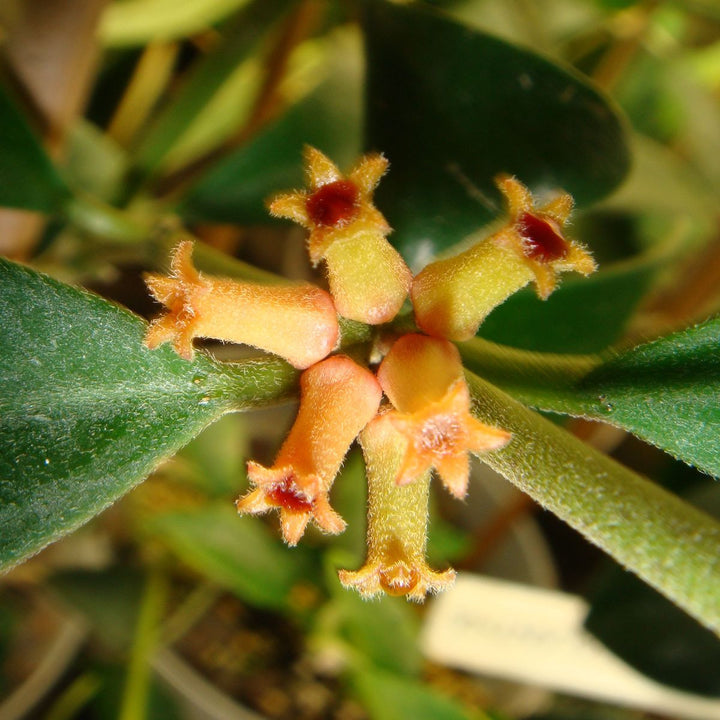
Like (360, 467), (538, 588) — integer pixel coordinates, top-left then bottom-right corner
(0, 87), (70, 213)
(0, 258), (298, 571)
(573, 317), (720, 476)
(461, 316), (720, 476)
(364, 0), (630, 264)
(468, 372), (720, 635)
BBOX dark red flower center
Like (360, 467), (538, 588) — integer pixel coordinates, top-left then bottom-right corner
(306, 180), (359, 227)
(267, 477), (313, 512)
(517, 211), (568, 262)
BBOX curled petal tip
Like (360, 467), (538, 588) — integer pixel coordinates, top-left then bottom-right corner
(348, 153), (389, 195)
(339, 561), (456, 602)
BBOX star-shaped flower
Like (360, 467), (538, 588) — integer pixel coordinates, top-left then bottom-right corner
(494, 174), (597, 299)
(377, 334), (511, 498)
(238, 464), (345, 546)
(269, 145), (391, 264)
(388, 379), (511, 498)
(236, 355), (382, 545)
(268, 146), (412, 325)
(338, 414), (456, 601)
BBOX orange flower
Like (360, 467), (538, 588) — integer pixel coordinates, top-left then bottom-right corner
(236, 355), (382, 545)
(377, 334), (510, 498)
(144, 240), (338, 368)
(412, 175), (596, 340)
(338, 414), (455, 600)
(269, 146), (412, 324)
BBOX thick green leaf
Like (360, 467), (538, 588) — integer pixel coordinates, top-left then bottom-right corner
(461, 316), (720, 476)
(574, 317), (720, 476)
(467, 371), (720, 635)
(0, 87), (70, 213)
(0, 258), (298, 571)
(459, 337), (601, 410)
(364, 0), (630, 264)
(351, 666), (477, 720)
(147, 505), (310, 610)
(179, 28), (363, 224)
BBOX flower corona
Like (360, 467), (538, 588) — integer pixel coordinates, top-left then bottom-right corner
(377, 334), (511, 498)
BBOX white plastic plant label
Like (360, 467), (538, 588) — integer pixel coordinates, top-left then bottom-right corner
(422, 574), (720, 720)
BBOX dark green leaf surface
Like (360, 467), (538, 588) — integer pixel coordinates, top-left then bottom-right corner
(573, 317), (720, 476)
(364, 0), (630, 264)
(478, 256), (659, 353)
(148, 506), (309, 609)
(0, 87), (70, 213)
(0, 258), (298, 571)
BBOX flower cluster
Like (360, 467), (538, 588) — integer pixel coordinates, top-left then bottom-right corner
(145, 147), (595, 601)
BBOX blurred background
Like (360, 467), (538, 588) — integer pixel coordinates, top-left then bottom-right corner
(1, 0), (719, 718)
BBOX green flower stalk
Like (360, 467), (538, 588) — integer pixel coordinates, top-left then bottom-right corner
(339, 413), (456, 601)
